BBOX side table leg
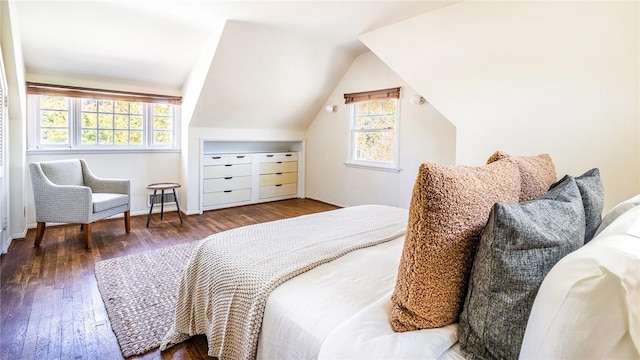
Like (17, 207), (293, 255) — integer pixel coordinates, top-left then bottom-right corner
(173, 188), (183, 224)
(160, 189), (165, 219)
(146, 189), (157, 228)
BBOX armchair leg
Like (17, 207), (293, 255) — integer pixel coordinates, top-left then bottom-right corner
(84, 223), (92, 250)
(34, 222), (46, 246)
(124, 210), (131, 233)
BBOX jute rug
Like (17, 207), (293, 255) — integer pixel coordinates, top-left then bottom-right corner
(95, 241), (201, 358)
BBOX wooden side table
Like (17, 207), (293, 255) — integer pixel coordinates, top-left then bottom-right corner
(146, 182), (183, 227)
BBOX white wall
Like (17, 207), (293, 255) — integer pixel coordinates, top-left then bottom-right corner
(2, 0), (28, 244)
(305, 51), (456, 209)
(360, 1), (640, 211)
(25, 153), (181, 227)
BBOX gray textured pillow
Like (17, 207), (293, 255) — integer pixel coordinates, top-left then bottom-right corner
(575, 169), (604, 243)
(550, 169), (604, 244)
(459, 176), (586, 360)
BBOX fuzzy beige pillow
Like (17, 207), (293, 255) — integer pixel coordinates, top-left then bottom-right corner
(390, 160), (521, 332)
(486, 151), (557, 201)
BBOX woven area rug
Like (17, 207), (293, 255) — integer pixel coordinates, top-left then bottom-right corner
(95, 241), (200, 358)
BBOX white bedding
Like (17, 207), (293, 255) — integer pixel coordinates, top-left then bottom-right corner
(162, 205), (408, 359)
(257, 236), (462, 360)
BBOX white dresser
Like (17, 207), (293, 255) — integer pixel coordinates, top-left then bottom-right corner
(201, 151), (300, 211)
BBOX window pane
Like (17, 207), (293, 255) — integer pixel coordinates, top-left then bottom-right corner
(130, 116), (143, 129)
(98, 100), (113, 113)
(114, 130), (129, 145)
(130, 131), (143, 145)
(115, 101), (129, 114)
(354, 131), (394, 162)
(82, 99), (97, 112)
(41, 128), (69, 144)
(98, 130), (113, 144)
(154, 117), (171, 130)
(99, 114), (113, 129)
(114, 114), (129, 129)
(41, 110), (68, 127)
(41, 96), (68, 110)
(153, 103), (171, 116)
(369, 100), (383, 115)
(355, 116), (371, 129)
(153, 131), (172, 145)
(383, 99), (396, 115)
(356, 102), (369, 115)
(130, 102), (143, 115)
(82, 113), (97, 128)
(81, 130), (97, 145)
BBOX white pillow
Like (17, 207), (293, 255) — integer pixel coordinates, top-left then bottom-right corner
(593, 193), (640, 238)
(520, 205), (640, 359)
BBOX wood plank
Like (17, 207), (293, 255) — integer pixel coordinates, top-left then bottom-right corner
(0, 199), (338, 359)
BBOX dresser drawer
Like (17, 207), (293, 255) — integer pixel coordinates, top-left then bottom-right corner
(203, 188), (251, 206)
(259, 172), (297, 186)
(259, 183), (297, 199)
(204, 176), (251, 193)
(259, 161), (297, 174)
(203, 154), (251, 166)
(258, 153), (298, 163)
(204, 163), (252, 178)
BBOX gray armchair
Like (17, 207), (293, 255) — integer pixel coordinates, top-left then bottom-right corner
(29, 159), (130, 249)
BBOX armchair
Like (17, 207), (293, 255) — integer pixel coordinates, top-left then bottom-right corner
(29, 159), (130, 249)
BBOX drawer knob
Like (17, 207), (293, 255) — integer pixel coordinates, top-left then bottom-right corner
(276, 184), (283, 187)
(224, 190), (232, 193)
(224, 177), (233, 180)
(212, 156), (221, 159)
(237, 155), (245, 158)
(277, 161), (282, 164)
(276, 172), (282, 175)
(285, 154), (292, 157)
(267, 154), (274, 157)
(225, 164), (233, 167)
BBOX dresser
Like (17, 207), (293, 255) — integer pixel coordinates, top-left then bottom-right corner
(201, 151), (300, 211)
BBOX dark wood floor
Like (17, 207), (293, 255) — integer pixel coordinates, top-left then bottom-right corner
(0, 199), (339, 360)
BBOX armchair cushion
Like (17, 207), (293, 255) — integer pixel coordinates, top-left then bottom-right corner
(93, 193), (130, 213)
(40, 160), (84, 186)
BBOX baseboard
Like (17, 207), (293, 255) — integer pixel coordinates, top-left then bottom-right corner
(305, 196), (346, 209)
(131, 205), (180, 218)
(11, 228), (28, 240)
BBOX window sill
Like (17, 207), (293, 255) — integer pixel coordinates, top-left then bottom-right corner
(344, 162), (401, 173)
(26, 148), (180, 155)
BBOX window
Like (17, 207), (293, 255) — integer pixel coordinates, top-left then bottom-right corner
(27, 83), (181, 151)
(345, 87), (400, 171)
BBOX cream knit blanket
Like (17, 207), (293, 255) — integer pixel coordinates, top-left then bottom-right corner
(160, 205), (408, 360)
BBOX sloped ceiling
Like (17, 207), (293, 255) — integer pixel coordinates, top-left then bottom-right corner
(13, 1), (455, 130)
(188, 20), (355, 130)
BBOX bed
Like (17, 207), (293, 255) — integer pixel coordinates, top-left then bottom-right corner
(161, 153), (640, 360)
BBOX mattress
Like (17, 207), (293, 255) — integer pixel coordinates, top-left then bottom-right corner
(256, 236), (462, 360)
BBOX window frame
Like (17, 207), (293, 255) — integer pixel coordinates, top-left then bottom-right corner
(27, 94), (181, 153)
(346, 98), (401, 172)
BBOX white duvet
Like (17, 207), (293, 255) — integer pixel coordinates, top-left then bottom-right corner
(256, 236), (462, 360)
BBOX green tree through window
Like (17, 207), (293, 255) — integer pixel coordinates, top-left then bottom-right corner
(350, 98), (398, 168)
(31, 94), (178, 150)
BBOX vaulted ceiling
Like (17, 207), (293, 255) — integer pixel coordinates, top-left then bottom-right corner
(13, 1), (454, 129)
